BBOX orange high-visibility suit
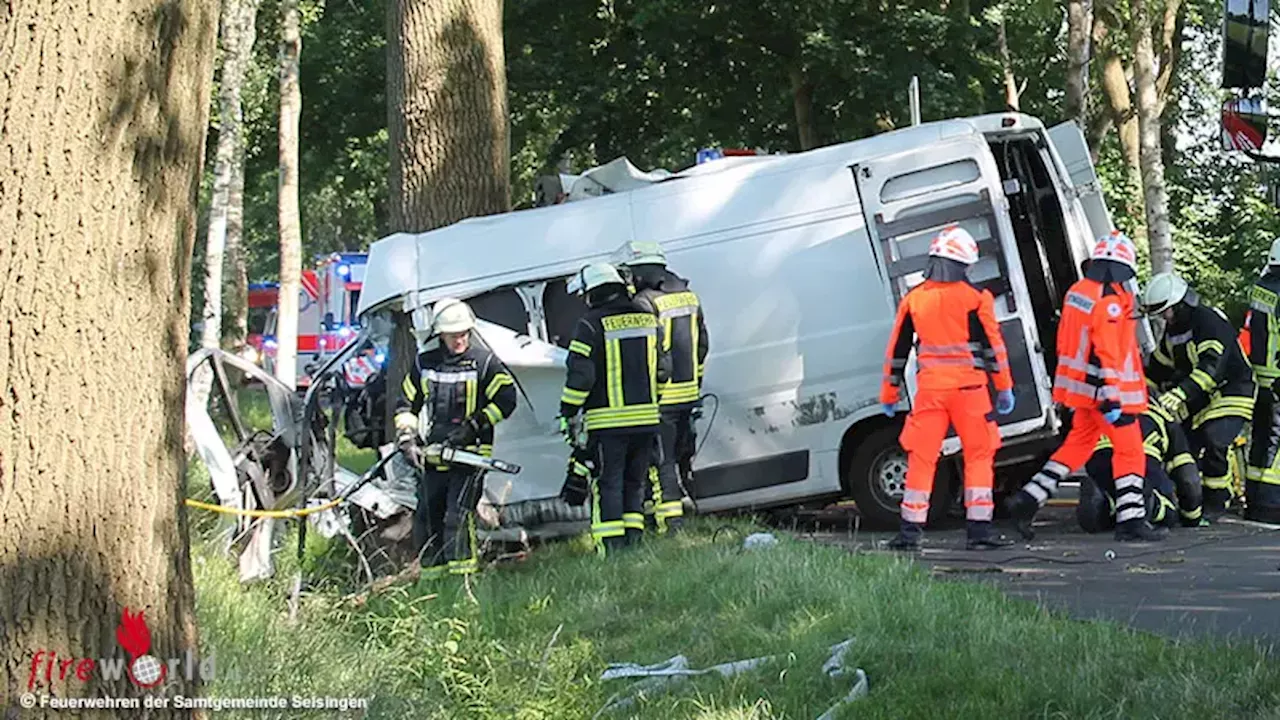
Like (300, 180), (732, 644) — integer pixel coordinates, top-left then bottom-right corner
(1020, 279), (1149, 521)
(880, 281), (1013, 525)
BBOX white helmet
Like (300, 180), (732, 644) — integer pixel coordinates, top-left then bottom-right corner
(1268, 236), (1280, 266)
(928, 225), (980, 265)
(1140, 272), (1190, 315)
(614, 240), (667, 267)
(1090, 230), (1137, 269)
(567, 262), (626, 295)
(431, 297), (476, 334)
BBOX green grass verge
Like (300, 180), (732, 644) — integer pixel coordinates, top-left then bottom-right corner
(191, 518), (1280, 720)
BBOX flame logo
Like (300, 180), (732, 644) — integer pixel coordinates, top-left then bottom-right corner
(115, 608), (152, 659)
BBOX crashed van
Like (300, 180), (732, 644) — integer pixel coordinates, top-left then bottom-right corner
(354, 113), (1150, 532)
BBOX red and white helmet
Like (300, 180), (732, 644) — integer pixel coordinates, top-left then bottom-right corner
(1090, 230), (1137, 269)
(928, 225), (980, 265)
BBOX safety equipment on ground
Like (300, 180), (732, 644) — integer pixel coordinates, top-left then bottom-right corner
(567, 262), (626, 295)
(1089, 230), (1137, 269)
(996, 389), (1015, 415)
(881, 403), (896, 417)
(431, 297), (477, 334)
(613, 240), (667, 267)
(926, 225), (980, 265)
(1052, 278), (1147, 415)
(1103, 407), (1123, 425)
(1140, 273), (1190, 316)
(1269, 236), (1280, 266)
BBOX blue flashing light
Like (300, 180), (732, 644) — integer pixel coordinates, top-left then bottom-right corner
(696, 148), (724, 165)
(337, 264), (350, 277)
(374, 350), (386, 365)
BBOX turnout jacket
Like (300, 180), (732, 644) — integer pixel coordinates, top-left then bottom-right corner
(560, 296), (672, 433)
(396, 344), (517, 456)
(631, 268), (709, 411)
(1147, 303), (1255, 423)
(1249, 270), (1280, 389)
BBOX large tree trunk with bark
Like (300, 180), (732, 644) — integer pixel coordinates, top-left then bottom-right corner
(1065, 0), (1092, 125)
(995, 8), (1021, 111)
(223, 1), (261, 351)
(0, 0), (217, 710)
(195, 0), (261, 407)
(1131, 0), (1174, 273)
(789, 64), (818, 150)
(387, 0), (511, 233)
(276, 0), (303, 388)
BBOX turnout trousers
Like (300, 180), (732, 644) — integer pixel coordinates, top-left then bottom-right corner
(591, 430), (657, 556)
(1192, 415), (1246, 513)
(1247, 385), (1280, 522)
(1079, 453), (1186, 532)
(1023, 409), (1147, 525)
(414, 465), (484, 578)
(898, 385), (999, 536)
(645, 408), (692, 533)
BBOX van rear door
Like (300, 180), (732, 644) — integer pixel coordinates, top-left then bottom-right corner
(853, 132), (1056, 451)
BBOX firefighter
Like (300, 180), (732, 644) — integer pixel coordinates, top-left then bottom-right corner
(557, 262), (671, 556)
(1007, 231), (1165, 542)
(393, 298), (518, 579)
(614, 240), (709, 534)
(879, 225), (1016, 551)
(1140, 272), (1256, 515)
(1077, 405), (1206, 532)
(1246, 238), (1280, 523)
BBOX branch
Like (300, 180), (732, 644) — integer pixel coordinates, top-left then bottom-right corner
(1155, 0), (1186, 115)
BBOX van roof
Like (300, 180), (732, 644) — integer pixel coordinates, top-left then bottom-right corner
(357, 112), (1047, 318)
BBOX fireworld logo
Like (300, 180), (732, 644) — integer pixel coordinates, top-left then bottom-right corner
(26, 607), (215, 691)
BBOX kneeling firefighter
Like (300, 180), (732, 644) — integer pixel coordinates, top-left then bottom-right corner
(394, 298), (518, 578)
(557, 263), (671, 556)
(1246, 238), (1280, 523)
(614, 240), (710, 533)
(1078, 405), (1206, 532)
(1007, 231), (1166, 542)
(879, 225), (1016, 550)
(1141, 272), (1256, 514)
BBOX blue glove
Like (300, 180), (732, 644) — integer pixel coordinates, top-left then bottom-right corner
(881, 403), (896, 418)
(996, 389), (1015, 415)
(1103, 407), (1123, 425)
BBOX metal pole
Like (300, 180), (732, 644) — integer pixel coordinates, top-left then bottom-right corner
(909, 77), (922, 126)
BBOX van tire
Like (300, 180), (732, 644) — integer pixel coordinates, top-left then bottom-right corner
(845, 423), (954, 531)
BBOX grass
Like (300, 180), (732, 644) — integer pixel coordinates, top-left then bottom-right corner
(188, 512), (1280, 720)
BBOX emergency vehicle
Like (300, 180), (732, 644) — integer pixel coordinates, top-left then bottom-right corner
(352, 113), (1152, 532)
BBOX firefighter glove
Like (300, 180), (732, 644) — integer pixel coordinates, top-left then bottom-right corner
(446, 416), (481, 447)
(1156, 388), (1186, 415)
(394, 411), (417, 433)
(996, 389), (1015, 415)
(881, 403), (896, 418)
(556, 415), (575, 445)
(1103, 407), (1123, 425)
(560, 451), (593, 506)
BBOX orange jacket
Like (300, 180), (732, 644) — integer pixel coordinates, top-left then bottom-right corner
(1239, 312), (1252, 356)
(880, 280), (1013, 404)
(1053, 278), (1147, 413)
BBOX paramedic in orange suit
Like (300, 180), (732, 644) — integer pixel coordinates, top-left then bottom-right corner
(1006, 231), (1166, 542)
(879, 225), (1017, 551)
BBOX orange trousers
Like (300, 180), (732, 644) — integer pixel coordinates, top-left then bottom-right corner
(899, 385), (1000, 525)
(1023, 408), (1145, 510)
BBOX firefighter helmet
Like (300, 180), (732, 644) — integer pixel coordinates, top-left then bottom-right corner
(928, 225), (980, 265)
(614, 240), (667, 267)
(1140, 272), (1190, 315)
(1269, 236), (1280, 266)
(431, 297), (476, 334)
(567, 262), (626, 295)
(1090, 230), (1137, 269)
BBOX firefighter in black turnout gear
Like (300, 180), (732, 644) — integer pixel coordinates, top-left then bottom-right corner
(1246, 238), (1280, 523)
(394, 298), (517, 579)
(1078, 405), (1207, 532)
(1140, 273), (1256, 515)
(557, 262), (671, 556)
(614, 241), (709, 533)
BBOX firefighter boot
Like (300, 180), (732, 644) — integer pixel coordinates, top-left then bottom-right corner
(966, 521), (1015, 550)
(885, 521), (923, 551)
(1005, 490), (1040, 541)
(1114, 518), (1168, 542)
(1202, 487), (1232, 516)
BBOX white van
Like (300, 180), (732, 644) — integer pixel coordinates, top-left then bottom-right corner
(355, 113), (1145, 531)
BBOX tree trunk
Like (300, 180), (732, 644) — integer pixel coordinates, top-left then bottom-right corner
(1065, 0), (1092, 125)
(996, 9), (1020, 111)
(387, 0), (511, 233)
(224, 0), (261, 351)
(0, 0), (217, 709)
(789, 64), (818, 150)
(195, 0), (260, 406)
(1100, 52), (1141, 182)
(276, 0), (303, 389)
(1131, 0), (1173, 274)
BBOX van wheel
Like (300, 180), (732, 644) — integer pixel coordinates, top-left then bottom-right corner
(845, 423), (954, 531)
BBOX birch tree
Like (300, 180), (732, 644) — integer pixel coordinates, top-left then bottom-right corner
(1131, 0), (1174, 273)
(276, 0), (304, 388)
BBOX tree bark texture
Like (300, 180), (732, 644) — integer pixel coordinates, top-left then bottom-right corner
(224, 146), (250, 349)
(387, 0), (511, 233)
(1131, 0), (1174, 274)
(1065, 0), (1092, 125)
(276, 0), (303, 388)
(195, 0), (261, 406)
(996, 9), (1020, 111)
(789, 64), (817, 150)
(1100, 51), (1141, 183)
(0, 0), (217, 710)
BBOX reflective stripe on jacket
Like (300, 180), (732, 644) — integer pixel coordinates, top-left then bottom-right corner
(1052, 278), (1147, 413)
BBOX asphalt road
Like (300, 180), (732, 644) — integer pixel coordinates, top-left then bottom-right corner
(806, 501), (1280, 645)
